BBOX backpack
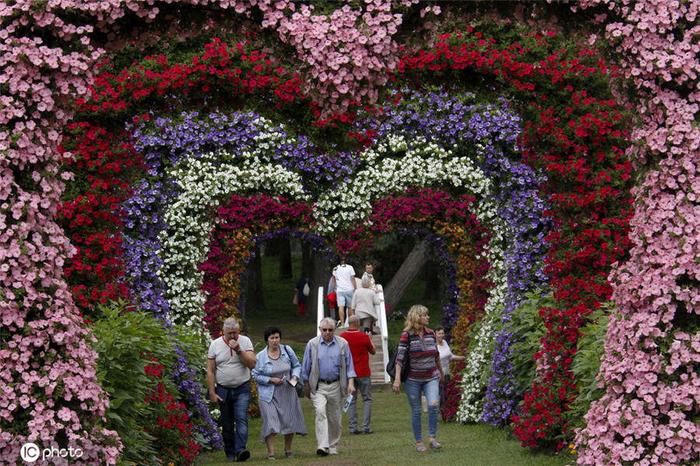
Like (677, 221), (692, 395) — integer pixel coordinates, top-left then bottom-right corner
(386, 346), (409, 382)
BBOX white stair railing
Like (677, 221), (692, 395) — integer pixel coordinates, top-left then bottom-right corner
(316, 285), (324, 337)
(375, 284), (390, 383)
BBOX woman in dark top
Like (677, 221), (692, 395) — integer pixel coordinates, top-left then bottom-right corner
(392, 305), (444, 452)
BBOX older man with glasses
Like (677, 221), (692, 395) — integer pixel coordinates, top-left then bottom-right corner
(301, 317), (356, 456)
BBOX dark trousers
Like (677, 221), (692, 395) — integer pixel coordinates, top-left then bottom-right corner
(216, 381), (251, 458)
(439, 374), (450, 407)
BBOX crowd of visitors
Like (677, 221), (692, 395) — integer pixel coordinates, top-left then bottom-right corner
(207, 261), (462, 461)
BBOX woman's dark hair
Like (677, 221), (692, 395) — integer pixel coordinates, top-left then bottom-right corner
(264, 326), (282, 341)
(434, 326), (445, 332)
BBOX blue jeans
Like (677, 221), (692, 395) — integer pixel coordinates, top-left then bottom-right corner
(404, 378), (439, 442)
(336, 290), (354, 307)
(216, 381), (251, 458)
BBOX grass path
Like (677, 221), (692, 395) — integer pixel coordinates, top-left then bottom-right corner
(196, 386), (573, 466)
(200, 254), (573, 465)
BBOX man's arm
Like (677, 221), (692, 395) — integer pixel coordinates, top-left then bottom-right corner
(207, 358), (222, 402)
(367, 335), (376, 355)
(238, 349), (256, 369)
(301, 342), (312, 382)
(228, 336), (256, 369)
(344, 342), (357, 395)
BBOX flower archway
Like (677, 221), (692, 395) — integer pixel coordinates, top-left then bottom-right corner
(3, 2), (697, 465)
(111, 86), (551, 449)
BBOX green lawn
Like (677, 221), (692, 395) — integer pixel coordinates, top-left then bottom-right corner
(196, 387), (573, 466)
(198, 253), (573, 465)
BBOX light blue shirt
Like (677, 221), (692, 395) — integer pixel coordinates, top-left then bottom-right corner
(302, 337), (356, 382)
(252, 345), (302, 403)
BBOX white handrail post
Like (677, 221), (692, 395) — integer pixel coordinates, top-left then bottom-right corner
(376, 284), (390, 383)
(316, 285), (324, 337)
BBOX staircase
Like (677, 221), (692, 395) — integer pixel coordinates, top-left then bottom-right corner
(369, 333), (388, 384)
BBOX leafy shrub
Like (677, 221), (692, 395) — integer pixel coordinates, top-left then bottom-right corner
(569, 304), (610, 430)
(90, 301), (201, 465)
(509, 291), (552, 400)
(144, 366), (201, 464)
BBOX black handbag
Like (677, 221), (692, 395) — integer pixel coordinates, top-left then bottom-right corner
(283, 345), (304, 397)
(386, 345), (409, 382)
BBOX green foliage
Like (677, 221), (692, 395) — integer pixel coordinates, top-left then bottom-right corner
(569, 304), (610, 430)
(509, 291), (552, 397)
(90, 301), (179, 465)
(172, 323), (210, 387)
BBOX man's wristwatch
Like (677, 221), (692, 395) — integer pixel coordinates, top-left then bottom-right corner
(235, 348), (241, 354)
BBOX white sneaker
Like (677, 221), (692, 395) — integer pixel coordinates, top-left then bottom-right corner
(329, 447), (338, 455)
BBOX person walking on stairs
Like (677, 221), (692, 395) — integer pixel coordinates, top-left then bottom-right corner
(330, 256), (356, 327)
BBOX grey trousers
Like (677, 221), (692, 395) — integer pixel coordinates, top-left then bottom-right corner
(360, 317), (375, 332)
(347, 376), (372, 432)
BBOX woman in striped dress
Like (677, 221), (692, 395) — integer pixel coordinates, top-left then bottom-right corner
(252, 327), (307, 459)
(392, 305), (444, 452)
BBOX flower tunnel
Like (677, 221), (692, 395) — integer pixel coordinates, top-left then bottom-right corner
(4, 4), (696, 464)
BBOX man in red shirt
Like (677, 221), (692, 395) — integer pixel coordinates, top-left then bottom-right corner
(340, 315), (376, 434)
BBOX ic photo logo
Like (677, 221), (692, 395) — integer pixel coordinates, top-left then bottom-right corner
(20, 443), (40, 462)
(20, 442), (84, 463)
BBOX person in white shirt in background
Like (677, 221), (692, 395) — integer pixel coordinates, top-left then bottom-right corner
(435, 326), (465, 408)
(331, 255), (356, 327)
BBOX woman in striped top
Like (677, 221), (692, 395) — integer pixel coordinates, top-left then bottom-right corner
(392, 305), (444, 452)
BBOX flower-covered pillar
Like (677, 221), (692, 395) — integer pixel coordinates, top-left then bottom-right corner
(0, 2), (153, 462)
(574, 1), (700, 464)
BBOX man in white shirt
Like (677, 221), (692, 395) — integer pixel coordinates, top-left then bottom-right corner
(207, 317), (256, 462)
(331, 256), (356, 327)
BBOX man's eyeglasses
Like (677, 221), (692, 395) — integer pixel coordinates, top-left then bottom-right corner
(320, 328), (334, 332)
